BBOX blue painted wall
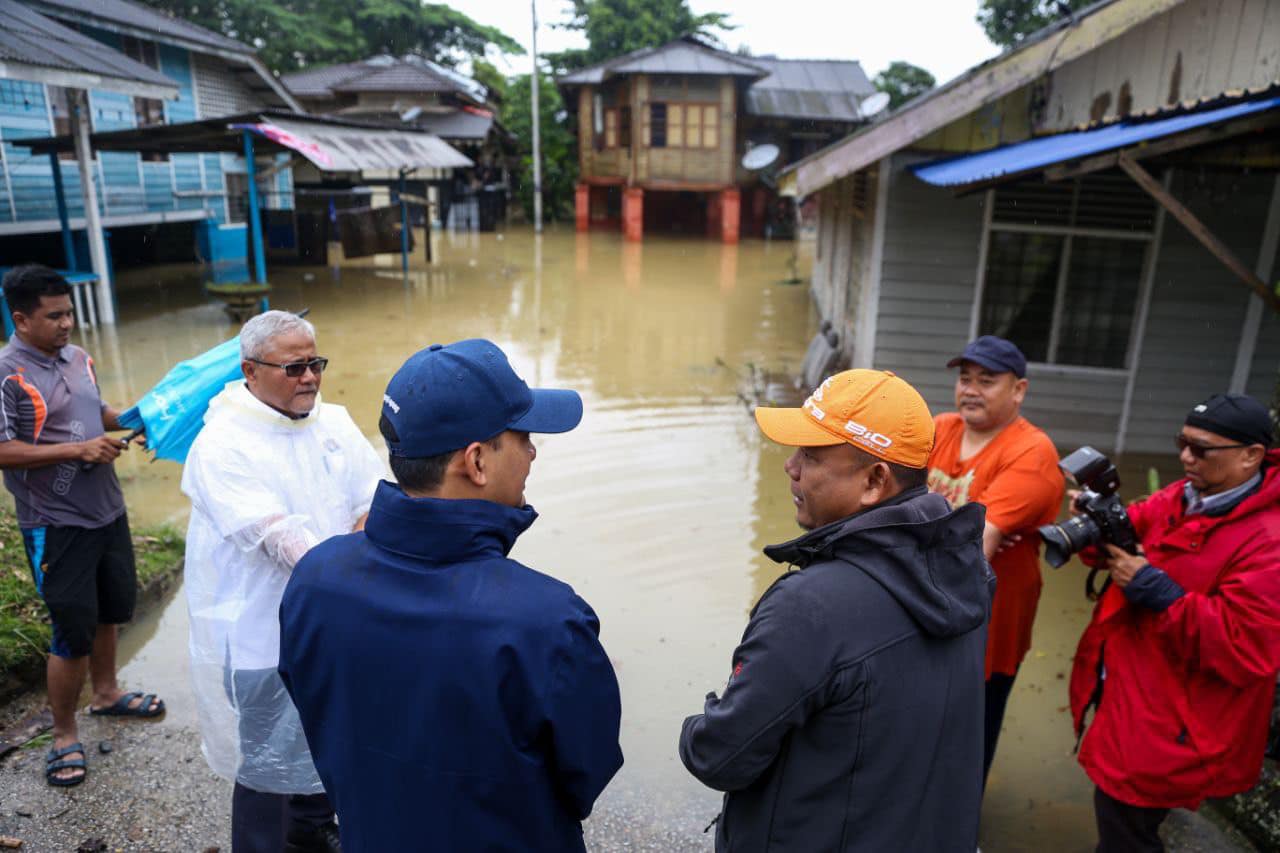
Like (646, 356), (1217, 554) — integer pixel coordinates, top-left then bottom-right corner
(0, 28), (291, 240)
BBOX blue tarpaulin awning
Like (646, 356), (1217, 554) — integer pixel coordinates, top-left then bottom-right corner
(912, 95), (1280, 188)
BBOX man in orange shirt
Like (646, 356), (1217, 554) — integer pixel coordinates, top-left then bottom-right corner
(927, 336), (1064, 785)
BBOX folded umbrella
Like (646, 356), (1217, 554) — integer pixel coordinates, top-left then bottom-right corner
(116, 335), (244, 464)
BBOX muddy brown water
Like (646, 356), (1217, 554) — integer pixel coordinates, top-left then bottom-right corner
(81, 228), (1189, 850)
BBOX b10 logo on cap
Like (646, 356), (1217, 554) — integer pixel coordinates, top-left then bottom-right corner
(846, 419), (893, 448)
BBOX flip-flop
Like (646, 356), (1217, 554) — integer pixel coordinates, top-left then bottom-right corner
(46, 741), (86, 787)
(89, 691), (165, 718)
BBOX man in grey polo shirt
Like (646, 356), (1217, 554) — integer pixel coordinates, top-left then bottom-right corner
(0, 265), (164, 788)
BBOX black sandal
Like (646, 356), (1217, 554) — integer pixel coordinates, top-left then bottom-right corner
(89, 691), (165, 718)
(46, 741), (87, 787)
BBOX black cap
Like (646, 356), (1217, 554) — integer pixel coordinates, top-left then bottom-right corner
(947, 335), (1027, 378)
(1185, 393), (1274, 448)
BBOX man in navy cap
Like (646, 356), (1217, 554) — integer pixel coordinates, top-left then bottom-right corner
(277, 339), (623, 853)
(926, 335), (1064, 786)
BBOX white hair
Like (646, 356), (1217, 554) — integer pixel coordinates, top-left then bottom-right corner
(239, 310), (316, 361)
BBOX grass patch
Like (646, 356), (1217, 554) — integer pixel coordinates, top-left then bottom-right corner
(0, 509), (184, 679)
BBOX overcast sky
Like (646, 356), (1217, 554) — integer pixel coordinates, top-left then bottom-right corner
(455, 0), (1003, 86)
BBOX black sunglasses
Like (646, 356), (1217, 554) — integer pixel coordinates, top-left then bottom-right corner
(249, 357), (329, 378)
(1175, 434), (1252, 459)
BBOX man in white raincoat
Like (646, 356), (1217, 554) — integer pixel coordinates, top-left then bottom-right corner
(181, 311), (384, 853)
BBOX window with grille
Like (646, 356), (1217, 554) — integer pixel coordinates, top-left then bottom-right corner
(977, 174), (1155, 369)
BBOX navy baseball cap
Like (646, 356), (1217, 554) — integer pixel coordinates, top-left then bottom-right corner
(381, 339), (583, 458)
(946, 336), (1027, 378)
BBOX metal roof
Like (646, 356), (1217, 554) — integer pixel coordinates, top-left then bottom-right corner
(780, 0), (1188, 197)
(558, 37), (768, 85)
(743, 58), (876, 121)
(414, 110), (495, 141)
(911, 94), (1280, 188)
(332, 63), (458, 95)
(26, 0), (251, 55)
(609, 42), (766, 77)
(14, 109), (473, 172)
(283, 55), (487, 103)
(749, 57), (874, 96)
(0, 0), (178, 99)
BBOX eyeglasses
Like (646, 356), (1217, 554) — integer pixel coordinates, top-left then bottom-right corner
(249, 357), (329, 378)
(1175, 434), (1252, 459)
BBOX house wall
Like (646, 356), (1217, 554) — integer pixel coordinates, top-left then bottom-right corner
(0, 33), (285, 239)
(578, 75), (737, 188)
(1124, 169), (1277, 451)
(809, 171), (876, 365)
(1040, 0), (1280, 132)
(191, 54), (261, 117)
(826, 153), (1278, 455)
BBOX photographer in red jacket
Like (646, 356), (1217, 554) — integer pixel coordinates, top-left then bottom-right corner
(1070, 393), (1280, 852)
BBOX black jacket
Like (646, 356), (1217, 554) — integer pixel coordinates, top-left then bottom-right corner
(679, 487), (993, 852)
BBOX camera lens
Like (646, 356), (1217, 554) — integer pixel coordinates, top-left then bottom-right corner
(1038, 515), (1102, 568)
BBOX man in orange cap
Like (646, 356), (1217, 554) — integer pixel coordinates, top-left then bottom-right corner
(679, 369), (993, 852)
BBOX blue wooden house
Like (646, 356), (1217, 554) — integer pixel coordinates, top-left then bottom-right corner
(0, 0), (300, 265)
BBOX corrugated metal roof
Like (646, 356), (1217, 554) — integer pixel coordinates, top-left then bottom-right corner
(283, 55), (487, 102)
(558, 37), (767, 84)
(281, 63), (368, 98)
(744, 89), (866, 122)
(415, 110), (494, 140)
(15, 109), (473, 172)
(332, 63), (457, 95)
(28, 0), (250, 54)
(743, 58), (875, 121)
(749, 57), (874, 96)
(0, 0), (178, 96)
(911, 94), (1280, 187)
(236, 117), (473, 172)
(609, 42), (766, 77)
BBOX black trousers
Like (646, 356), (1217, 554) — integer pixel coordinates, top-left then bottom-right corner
(1094, 786), (1169, 853)
(232, 783), (334, 853)
(983, 670), (1018, 785)
(227, 668), (334, 852)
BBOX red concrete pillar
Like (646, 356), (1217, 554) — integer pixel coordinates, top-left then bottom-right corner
(706, 192), (722, 239)
(623, 187), (644, 242)
(721, 189), (742, 245)
(574, 183), (590, 232)
(720, 188), (741, 245)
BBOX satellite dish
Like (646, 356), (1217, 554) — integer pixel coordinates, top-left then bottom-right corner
(859, 92), (891, 119)
(741, 143), (781, 172)
(400, 106), (423, 122)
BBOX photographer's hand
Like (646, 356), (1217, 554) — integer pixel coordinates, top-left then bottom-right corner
(1104, 544), (1148, 589)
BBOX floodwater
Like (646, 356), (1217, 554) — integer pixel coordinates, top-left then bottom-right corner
(87, 227), (1187, 850)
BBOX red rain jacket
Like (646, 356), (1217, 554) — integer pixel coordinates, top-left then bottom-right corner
(1070, 450), (1280, 809)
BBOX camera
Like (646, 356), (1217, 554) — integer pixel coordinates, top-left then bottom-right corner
(1038, 446), (1140, 568)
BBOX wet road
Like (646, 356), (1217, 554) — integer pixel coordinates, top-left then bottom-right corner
(0, 227), (1254, 850)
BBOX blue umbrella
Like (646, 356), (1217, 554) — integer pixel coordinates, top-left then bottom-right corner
(116, 335), (244, 463)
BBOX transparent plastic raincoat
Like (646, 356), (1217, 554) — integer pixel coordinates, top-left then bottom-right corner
(181, 381), (385, 793)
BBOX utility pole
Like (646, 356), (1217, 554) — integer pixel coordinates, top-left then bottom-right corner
(531, 0), (543, 233)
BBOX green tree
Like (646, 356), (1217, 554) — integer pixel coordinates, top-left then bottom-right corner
(502, 72), (577, 222)
(873, 61), (936, 110)
(134, 0), (522, 72)
(545, 0), (732, 73)
(977, 0), (1095, 49)
(471, 60), (508, 105)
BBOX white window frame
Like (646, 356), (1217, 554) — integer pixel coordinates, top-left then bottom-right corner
(968, 184), (1159, 377)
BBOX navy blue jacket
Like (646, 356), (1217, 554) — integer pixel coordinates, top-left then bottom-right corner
(278, 481), (624, 852)
(680, 487), (993, 852)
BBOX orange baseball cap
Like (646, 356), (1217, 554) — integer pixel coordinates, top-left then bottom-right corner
(754, 369), (935, 467)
